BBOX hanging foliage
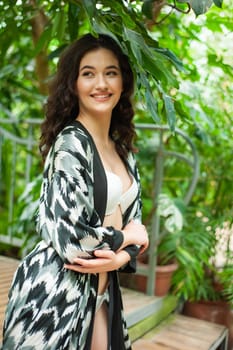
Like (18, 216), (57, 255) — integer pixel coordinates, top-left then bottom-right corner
(0, 0), (225, 128)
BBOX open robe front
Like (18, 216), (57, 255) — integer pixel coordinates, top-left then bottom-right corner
(2, 121), (142, 350)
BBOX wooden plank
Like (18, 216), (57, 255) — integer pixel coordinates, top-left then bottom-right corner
(171, 316), (228, 350)
(133, 314), (228, 350)
(151, 328), (215, 350)
(127, 295), (177, 342)
(122, 287), (165, 327)
(154, 315), (226, 344)
(0, 256), (19, 344)
(133, 339), (177, 350)
(122, 287), (159, 315)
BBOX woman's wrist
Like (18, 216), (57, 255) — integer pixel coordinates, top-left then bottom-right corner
(121, 229), (133, 248)
(116, 249), (131, 267)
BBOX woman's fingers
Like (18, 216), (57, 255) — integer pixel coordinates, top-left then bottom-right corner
(63, 249), (130, 274)
(64, 250), (117, 273)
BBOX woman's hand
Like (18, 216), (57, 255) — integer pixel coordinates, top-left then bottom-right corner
(122, 220), (149, 254)
(64, 249), (130, 274)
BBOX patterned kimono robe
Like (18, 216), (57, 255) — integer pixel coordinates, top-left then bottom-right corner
(2, 121), (142, 350)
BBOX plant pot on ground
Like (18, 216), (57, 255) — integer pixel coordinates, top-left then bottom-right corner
(119, 245), (178, 297)
(136, 254), (178, 296)
(132, 194), (184, 296)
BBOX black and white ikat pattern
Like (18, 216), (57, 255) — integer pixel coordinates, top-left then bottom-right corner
(2, 121), (142, 350)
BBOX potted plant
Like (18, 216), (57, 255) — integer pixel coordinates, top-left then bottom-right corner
(134, 193), (185, 296)
(170, 212), (233, 350)
(119, 192), (185, 296)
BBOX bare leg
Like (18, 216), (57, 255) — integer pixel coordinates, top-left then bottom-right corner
(91, 302), (108, 350)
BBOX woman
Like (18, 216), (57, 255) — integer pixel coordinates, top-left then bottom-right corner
(2, 33), (149, 350)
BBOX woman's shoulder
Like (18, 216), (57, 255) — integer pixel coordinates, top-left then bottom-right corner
(44, 121), (94, 174)
(54, 120), (93, 154)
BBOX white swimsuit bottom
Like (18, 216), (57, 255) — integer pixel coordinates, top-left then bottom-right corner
(96, 289), (109, 313)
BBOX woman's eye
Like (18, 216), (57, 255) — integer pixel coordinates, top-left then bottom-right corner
(82, 71), (94, 77)
(107, 70), (118, 76)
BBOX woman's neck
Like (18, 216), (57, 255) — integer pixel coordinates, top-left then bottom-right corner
(77, 114), (112, 147)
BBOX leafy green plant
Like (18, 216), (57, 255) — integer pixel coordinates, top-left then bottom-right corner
(219, 265), (233, 306)
(170, 210), (233, 303)
(214, 221), (233, 306)
(12, 174), (42, 257)
(155, 193), (185, 264)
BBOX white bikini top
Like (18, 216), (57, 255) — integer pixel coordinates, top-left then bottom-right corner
(105, 170), (138, 216)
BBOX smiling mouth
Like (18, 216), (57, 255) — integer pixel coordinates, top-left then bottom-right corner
(91, 94), (112, 99)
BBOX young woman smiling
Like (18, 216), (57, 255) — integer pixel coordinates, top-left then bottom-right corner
(2, 33), (149, 350)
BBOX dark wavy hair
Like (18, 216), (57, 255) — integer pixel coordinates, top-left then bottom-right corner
(40, 33), (136, 161)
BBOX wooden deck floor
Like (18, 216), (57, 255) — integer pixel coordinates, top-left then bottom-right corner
(133, 314), (228, 350)
(0, 255), (19, 343)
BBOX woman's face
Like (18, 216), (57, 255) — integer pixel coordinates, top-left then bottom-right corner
(76, 48), (123, 118)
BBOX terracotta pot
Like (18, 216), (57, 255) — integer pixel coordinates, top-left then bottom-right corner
(155, 263), (178, 296)
(136, 261), (178, 296)
(183, 300), (228, 323)
(183, 300), (233, 350)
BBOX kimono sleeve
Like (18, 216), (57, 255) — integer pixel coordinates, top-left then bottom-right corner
(38, 129), (124, 263)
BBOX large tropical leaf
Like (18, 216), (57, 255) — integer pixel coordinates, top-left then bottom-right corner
(177, 0), (214, 15)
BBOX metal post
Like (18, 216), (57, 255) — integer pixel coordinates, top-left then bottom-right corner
(147, 130), (164, 295)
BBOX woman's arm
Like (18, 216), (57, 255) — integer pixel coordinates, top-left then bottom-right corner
(64, 220), (149, 274)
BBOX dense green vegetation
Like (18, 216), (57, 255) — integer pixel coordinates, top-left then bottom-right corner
(0, 0), (232, 281)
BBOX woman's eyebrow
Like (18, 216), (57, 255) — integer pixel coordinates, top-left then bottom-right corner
(80, 65), (94, 71)
(106, 65), (120, 70)
(80, 65), (120, 71)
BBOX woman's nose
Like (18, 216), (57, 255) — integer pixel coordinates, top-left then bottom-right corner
(96, 74), (108, 88)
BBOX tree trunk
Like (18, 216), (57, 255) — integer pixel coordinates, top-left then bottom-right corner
(30, 0), (49, 95)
